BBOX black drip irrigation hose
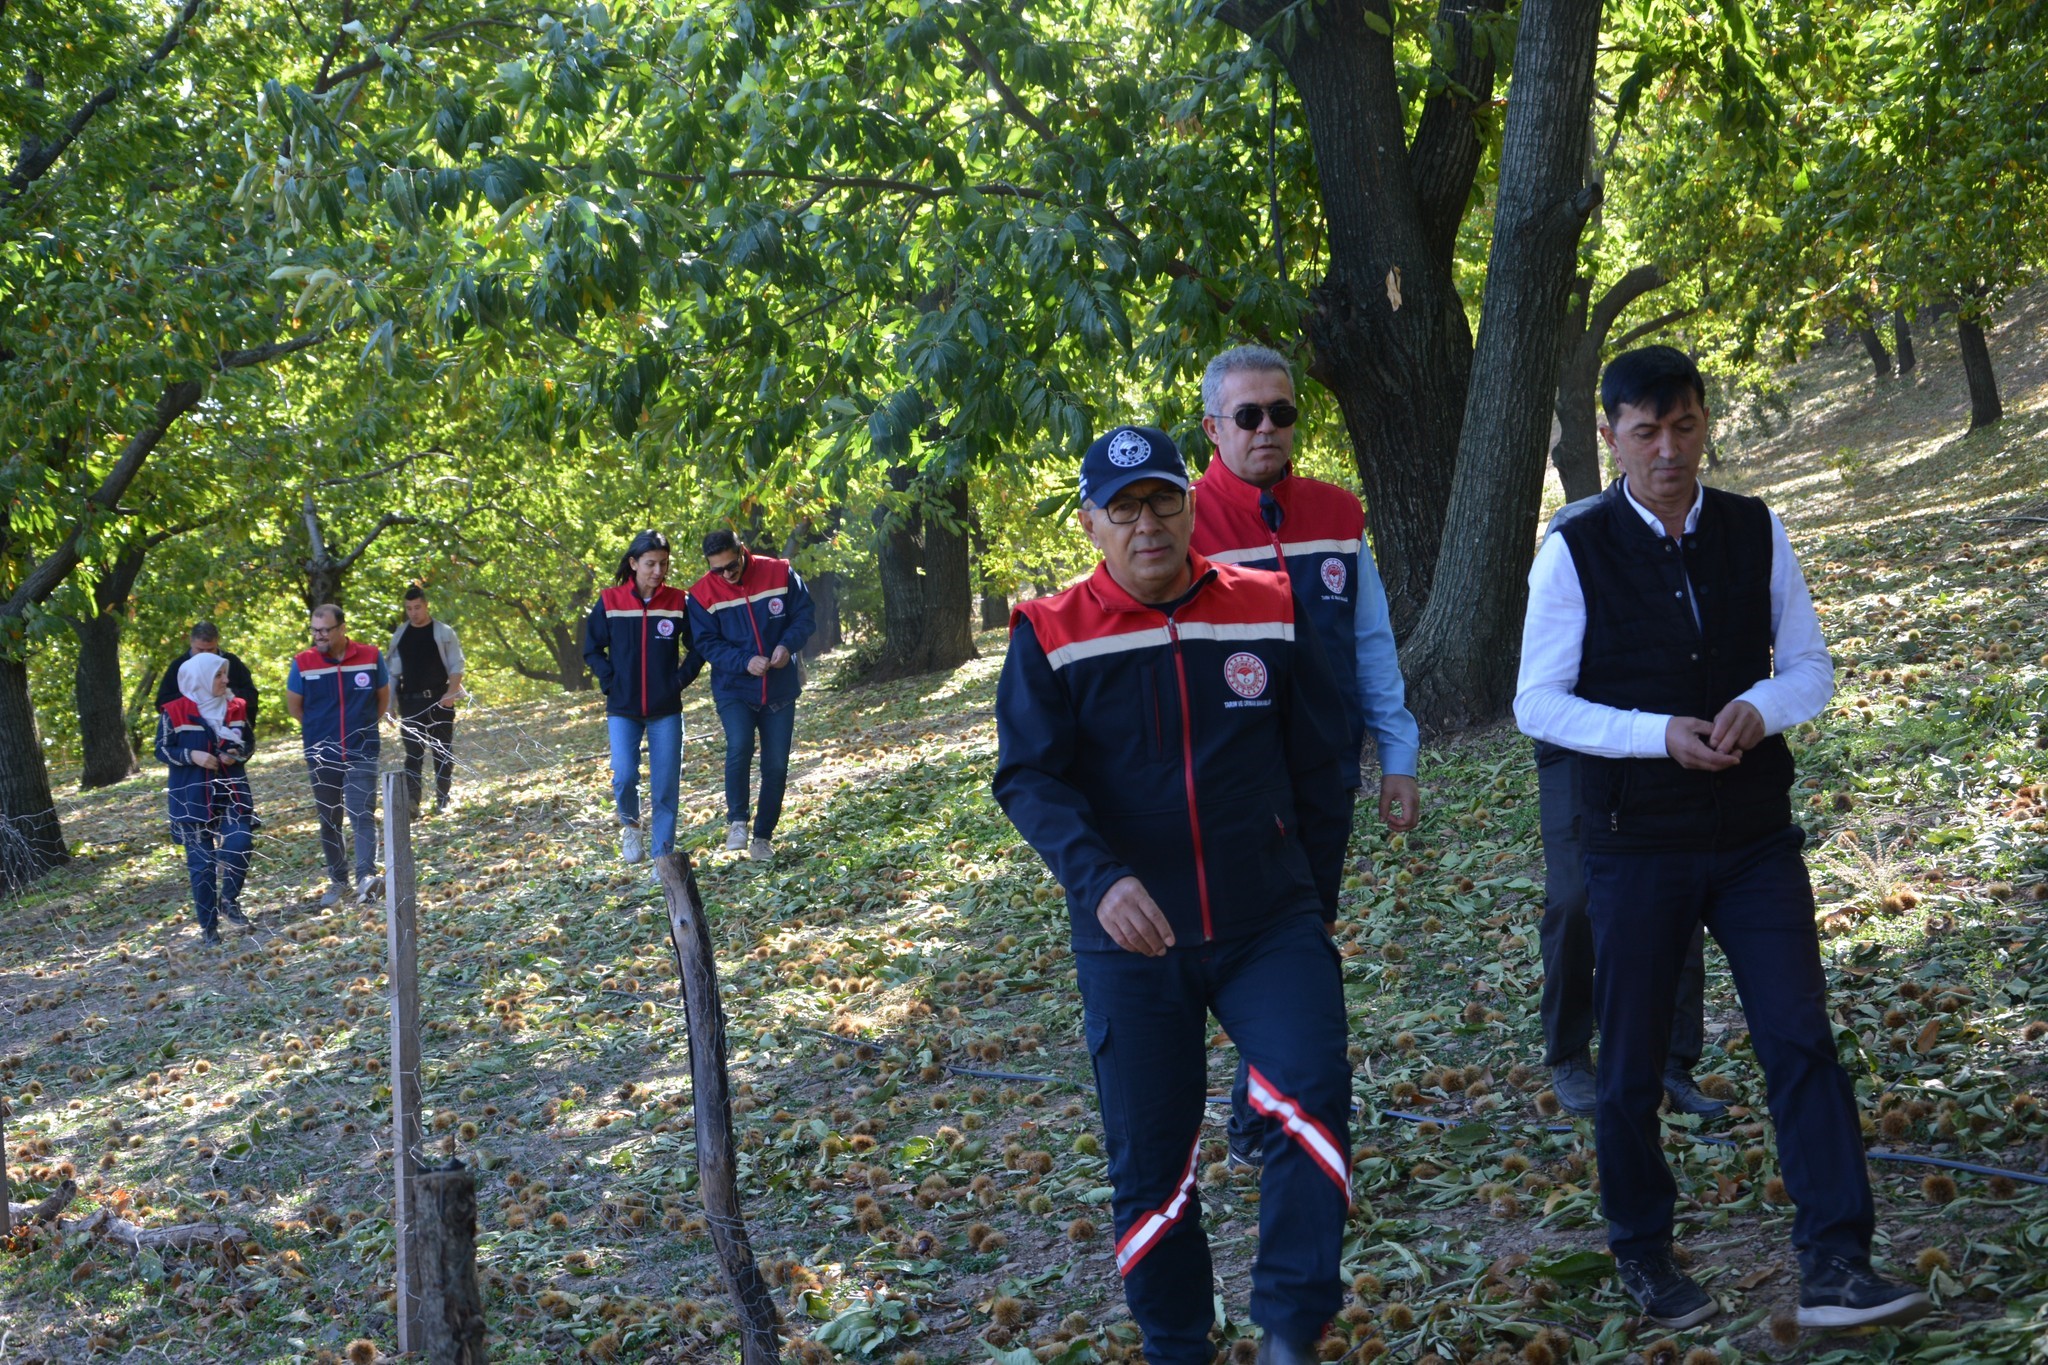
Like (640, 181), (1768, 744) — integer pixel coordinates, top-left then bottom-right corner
(1371, 1108), (2048, 1187)
(943, 1065), (1070, 1085)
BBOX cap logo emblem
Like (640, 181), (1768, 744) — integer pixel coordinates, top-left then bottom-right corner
(1106, 428), (1150, 468)
(1320, 557), (1347, 594)
(1223, 651), (1268, 700)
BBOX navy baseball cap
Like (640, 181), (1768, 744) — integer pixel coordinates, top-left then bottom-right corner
(1078, 426), (1188, 508)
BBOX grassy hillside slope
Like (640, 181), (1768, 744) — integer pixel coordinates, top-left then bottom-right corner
(3, 297), (2046, 1364)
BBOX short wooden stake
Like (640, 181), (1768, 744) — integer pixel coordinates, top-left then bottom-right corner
(656, 851), (781, 1365)
(412, 1163), (486, 1363)
(383, 770), (426, 1355)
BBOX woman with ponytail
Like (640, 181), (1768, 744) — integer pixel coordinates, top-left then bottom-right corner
(583, 530), (703, 864)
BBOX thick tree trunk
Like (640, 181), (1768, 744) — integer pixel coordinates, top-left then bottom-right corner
(1856, 325), (1893, 380)
(1551, 264), (1670, 504)
(1399, 0), (1605, 731)
(1957, 315), (2002, 429)
(968, 512), (1009, 631)
(1232, 0), (1504, 639)
(0, 657), (68, 886)
(73, 543), (147, 788)
(782, 516), (843, 659)
(1892, 309), (1916, 376)
(870, 471), (976, 679)
(547, 622), (591, 691)
(805, 572), (842, 658)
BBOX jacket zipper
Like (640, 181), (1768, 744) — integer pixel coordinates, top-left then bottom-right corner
(639, 593), (650, 716)
(1164, 616), (1215, 941)
(334, 655), (347, 760)
(739, 570), (769, 705)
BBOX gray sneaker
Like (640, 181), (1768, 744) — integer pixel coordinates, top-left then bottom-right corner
(356, 872), (383, 903)
(319, 882), (347, 909)
(621, 822), (646, 864)
(748, 836), (773, 862)
(725, 821), (748, 852)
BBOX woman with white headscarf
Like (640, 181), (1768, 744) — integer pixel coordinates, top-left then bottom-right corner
(155, 652), (257, 945)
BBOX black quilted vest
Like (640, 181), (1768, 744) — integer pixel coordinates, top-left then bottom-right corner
(1558, 482), (1796, 852)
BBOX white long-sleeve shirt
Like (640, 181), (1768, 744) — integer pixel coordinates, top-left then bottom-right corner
(1513, 480), (1834, 758)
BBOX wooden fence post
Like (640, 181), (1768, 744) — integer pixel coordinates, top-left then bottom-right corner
(413, 1163), (486, 1363)
(1, 1089), (11, 1238)
(383, 770), (426, 1355)
(655, 851), (782, 1365)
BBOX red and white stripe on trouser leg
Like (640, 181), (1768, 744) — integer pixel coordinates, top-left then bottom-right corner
(1245, 1065), (1351, 1196)
(1114, 1139), (1201, 1276)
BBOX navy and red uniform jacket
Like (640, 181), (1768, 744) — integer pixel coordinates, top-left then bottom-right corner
(583, 584), (703, 719)
(1190, 459), (1420, 787)
(993, 553), (1353, 953)
(155, 697), (255, 832)
(686, 553), (816, 707)
(286, 642), (385, 763)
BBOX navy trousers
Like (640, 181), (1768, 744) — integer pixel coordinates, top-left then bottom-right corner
(178, 819), (253, 932)
(1584, 826), (1874, 1271)
(1537, 746), (1707, 1067)
(1076, 912), (1351, 1362)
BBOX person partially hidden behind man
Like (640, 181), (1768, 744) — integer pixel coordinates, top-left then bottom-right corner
(995, 425), (1354, 1365)
(1515, 346), (1927, 1333)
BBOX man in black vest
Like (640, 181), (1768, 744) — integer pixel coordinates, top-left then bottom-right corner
(388, 585), (466, 817)
(1515, 347), (1926, 1333)
(1536, 486), (1722, 1123)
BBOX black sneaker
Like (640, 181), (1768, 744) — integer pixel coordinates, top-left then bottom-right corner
(1797, 1255), (1931, 1330)
(1663, 1066), (1729, 1120)
(1552, 1049), (1597, 1116)
(201, 926), (222, 948)
(218, 901), (250, 927)
(1615, 1246), (1717, 1330)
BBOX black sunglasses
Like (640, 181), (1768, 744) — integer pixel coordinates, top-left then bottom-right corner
(1212, 401), (1299, 431)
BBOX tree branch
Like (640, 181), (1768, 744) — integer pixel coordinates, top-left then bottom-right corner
(1587, 263), (1668, 352)
(301, 491), (330, 566)
(954, 34), (1059, 142)
(333, 512), (418, 572)
(315, 446), (451, 487)
(1409, 0), (1510, 272)
(4, 0), (204, 202)
(1611, 302), (1698, 351)
(1, 380), (201, 618)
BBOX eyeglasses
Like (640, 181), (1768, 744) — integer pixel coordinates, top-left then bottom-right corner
(310, 625), (336, 635)
(710, 556), (744, 579)
(1211, 401), (1299, 431)
(1100, 488), (1188, 524)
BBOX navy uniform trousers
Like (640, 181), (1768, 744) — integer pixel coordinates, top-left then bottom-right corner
(1076, 911), (1351, 1362)
(1537, 745), (1707, 1067)
(1584, 825), (1874, 1270)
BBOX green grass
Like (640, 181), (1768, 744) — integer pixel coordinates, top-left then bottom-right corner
(5, 294), (2048, 1363)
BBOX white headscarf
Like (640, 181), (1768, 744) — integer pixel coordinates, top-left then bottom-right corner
(177, 653), (235, 742)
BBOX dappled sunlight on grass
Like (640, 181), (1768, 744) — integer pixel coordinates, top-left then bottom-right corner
(5, 297), (2048, 1361)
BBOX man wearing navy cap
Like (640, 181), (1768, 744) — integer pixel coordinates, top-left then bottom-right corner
(995, 426), (1355, 1365)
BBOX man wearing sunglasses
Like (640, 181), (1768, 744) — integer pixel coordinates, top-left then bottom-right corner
(1188, 344), (1421, 1168)
(995, 425), (1354, 1365)
(686, 529), (815, 861)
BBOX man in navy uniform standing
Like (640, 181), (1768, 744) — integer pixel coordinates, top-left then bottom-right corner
(1515, 346), (1926, 1333)
(996, 426), (1354, 1365)
(1187, 343), (1421, 1167)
